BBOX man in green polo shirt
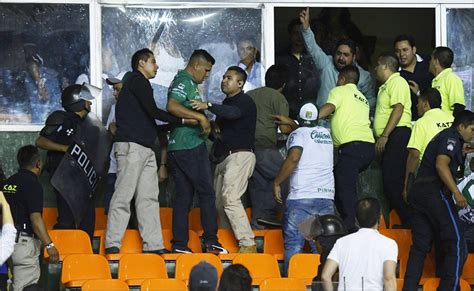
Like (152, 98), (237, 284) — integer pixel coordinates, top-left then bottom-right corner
(403, 88), (454, 201)
(166, 49), (226, 254)
(430, 46), (465, 116)
(373, 53), (412, 227)
(319, 65), (375, 232)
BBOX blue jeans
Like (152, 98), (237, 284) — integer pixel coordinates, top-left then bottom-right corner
(283, 198), (335, 273)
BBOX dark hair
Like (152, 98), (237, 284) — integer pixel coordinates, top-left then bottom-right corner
(393, 34), (416, 48)
(218, 264), (252, 291)
(378, 52), (399, 72)
(131, 48), (153, 71)
(419, 88), (442, 109)
(227, 66), (247, 84)
(433, 46), (454, 68)
(265, 64), (289, 89)
(17, 145), (40, 169)
(287, 18), (302, 34)
(356, 197), (381, 228)
(339, 64), (360, 84)
(452, 110), (474, 128)
(335, 39), (357, 56)
(190, 49), (215, 65)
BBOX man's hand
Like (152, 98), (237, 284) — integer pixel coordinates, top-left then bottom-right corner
(199, 117), (211, 137)
(408, 80), (420, 95)
(47, 246), (60, 263)
(158, 165), (168, 182)
(299, 7), (310, 30)
(454, 191), (468, 208)
(273, 183), (283, 204)
(376, 136), (388, 154)
(190, 100), (208, 111)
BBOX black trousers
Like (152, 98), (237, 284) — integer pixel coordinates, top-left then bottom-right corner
(334, 141), (375, 232)
(53, 188), (95, 240)
(403, 179), (466, 291)
(382, 126), (412, 226)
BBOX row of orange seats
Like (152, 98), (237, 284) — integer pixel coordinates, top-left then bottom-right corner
(42, 207), (259, 233)
(60, 252), (315, 289)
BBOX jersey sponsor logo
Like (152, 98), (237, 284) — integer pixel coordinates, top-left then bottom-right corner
(436, 121), (452, 129)
(70, 144), (98, 190)
(310, 130), (332, 144)
(353, 94), (369, 106)
(2, 184), (17, 193)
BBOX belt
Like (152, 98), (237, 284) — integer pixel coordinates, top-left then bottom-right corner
(19, 231), (35, 238)
(339, 141), (373, 150)
(228, 149), (253, 155)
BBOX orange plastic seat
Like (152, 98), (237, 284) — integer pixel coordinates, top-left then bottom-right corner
(160, 207), (173, 230)
(95, 208), (107, 230)
(462, 253), (474, 284)
(95, 229), (143, 260)
(245, 208), (252, 221)
(82, 279), (128, 290)
(118, 254), (167, 286)
(379, 229), (412, 278)
(42, 208), (58, 230)
(260, 278), (306, 290)
(389, 210), (403, 228)
(45, 229), (92, 261)
(140, 278), (187, 290)
(61, 254), (111, 288)
(288, 254), (320, 285)
(216, 229), (239, 261)
(397, 278), (404, 291)
(162, 229), (202, 261)
(175, 253), (223, 284)
(263, 229), (284, 260)
(422, 277), (470, 291)
(188, 208), (204, 236)
(233, 254), (281, 285)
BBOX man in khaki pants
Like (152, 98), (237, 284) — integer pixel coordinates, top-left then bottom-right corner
(191, 66), (257, 253)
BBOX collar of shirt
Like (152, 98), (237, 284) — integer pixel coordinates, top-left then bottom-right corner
(357, 228), (379, 234)
(398, 54), (425, 72)
(433, 68), (453, 83)
(177, 69), (197, 85)
(379, 72), (400, 92)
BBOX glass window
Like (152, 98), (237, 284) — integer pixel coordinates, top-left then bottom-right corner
(101, 7), (262, 123)
(447, 8), (474, 110)
(0, 3), (90, 125)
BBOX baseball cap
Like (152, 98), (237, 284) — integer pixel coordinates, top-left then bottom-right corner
(299, 103), (319, 125)
(189, 261), (218, 291)
(106, 71), (129, 85)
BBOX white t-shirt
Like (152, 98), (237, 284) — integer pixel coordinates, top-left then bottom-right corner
(106, 104), (117, 174)
(286, 126), (334, 200)
(328, 228), (398, 291)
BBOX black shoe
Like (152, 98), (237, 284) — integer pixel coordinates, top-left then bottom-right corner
(143, 248), (170, 255)
(205, 243), (228, 254)
(105, 247), (120, 254)
(171, 246), (193, 254)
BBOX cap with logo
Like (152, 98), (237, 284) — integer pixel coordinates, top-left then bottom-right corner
(298, 102), (319, 126)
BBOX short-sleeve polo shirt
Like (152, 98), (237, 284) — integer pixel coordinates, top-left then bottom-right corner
(373, 73), (412, 137)
(432, 68), (465, 115)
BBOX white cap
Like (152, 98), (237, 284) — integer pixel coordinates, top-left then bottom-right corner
(299, 103), (319, 121)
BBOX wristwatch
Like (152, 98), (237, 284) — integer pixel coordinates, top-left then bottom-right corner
(207, 102), (213, 109)
(46, 242), (55, 249)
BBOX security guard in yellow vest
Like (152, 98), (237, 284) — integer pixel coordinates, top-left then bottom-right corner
(403, 88), (454, 201)
(373, 53), (412, 227)
(319, 65), (375, 232)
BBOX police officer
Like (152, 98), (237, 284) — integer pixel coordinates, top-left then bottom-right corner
(403, 110), (474, 290)
(2, 145), (59, 290)
(36, 84), (95, 239)
(403, 88), (454, 201)
(319, 65), (375, 232)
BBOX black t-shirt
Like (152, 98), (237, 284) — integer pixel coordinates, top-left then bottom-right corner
(2, 169), (43, 234)
(417, 127), (464, 185)
(399, 56), (433, 120)
(39, 110), (82, 174)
